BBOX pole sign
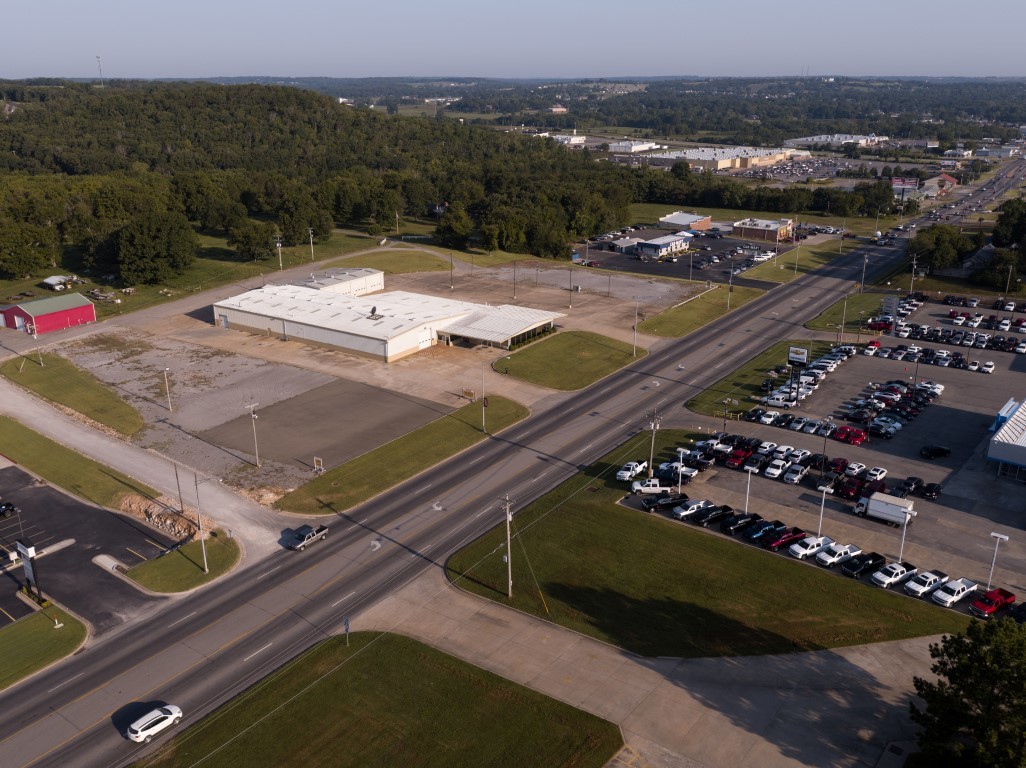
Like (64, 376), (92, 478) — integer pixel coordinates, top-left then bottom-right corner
(787, 346), (808, 368)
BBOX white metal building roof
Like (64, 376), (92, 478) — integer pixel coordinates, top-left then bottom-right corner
(990, 399), (1026, 467)
(294, 267), (383, 290)
(213, 285), (563, 344)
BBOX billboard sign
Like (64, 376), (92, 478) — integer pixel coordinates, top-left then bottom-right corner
(788, 346), (808, 366)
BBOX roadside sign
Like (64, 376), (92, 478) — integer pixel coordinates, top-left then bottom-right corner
(787, 347), (808, 367)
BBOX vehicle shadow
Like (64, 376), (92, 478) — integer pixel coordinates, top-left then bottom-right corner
(110, 700), (168, 737)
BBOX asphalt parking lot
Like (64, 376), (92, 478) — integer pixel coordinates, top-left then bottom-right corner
(0, 465), (173, 634)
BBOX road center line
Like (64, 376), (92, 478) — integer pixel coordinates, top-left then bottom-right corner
(416, 484), (433, 492)
(167, 611), (197, 628)
(331, 591), (356, 608)
(243, 643), (273, 662)
(47, 673), (83, 693)
(257, 566), (281, 579)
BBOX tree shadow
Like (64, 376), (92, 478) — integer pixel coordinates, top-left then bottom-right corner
(543, 582), (915, 768)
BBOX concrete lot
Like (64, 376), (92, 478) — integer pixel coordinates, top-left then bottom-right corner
(0, 465), (173, 634)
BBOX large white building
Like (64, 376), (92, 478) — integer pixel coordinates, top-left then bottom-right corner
(989, 398), (1026, 481)
(635, 233), (692, 259)
(645, 147), (805, 170)
(212, 285), (563, 362)
(783, 134), (887, 149)
(608, 140), (661, 154)
(293, 267), (385, 296)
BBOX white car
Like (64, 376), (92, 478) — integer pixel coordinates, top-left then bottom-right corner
(773, 444), (795, 460)
(816, 543), (862, 568)
(756, 441), (778, 456)
(865, 467), (887, 482)
(759, 410), (780, 425)
(802, 419), (822, 434)
(845, 462), (867, 477)
(763, 459), (791, 479)
(788, 417), (809, 431)
(982, 361), (995, 374)
(127, 705), (183, 743)
(789, 448), (811, 464)
(782, 464), (807, 484)
(873, 415), (903, 430)
(862, 346), (877, 356)
(789, 535), (834, 560)
(967, 360), (980, 372)
(1016, 343), (1026, 354)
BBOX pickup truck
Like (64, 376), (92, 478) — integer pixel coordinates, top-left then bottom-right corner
(616, 461), (648, 481)
(870, 561), (917, 588)
(632, 478), (677, 495)
(288, 524), (328, 551)
(841, 551), (886, 580)
(932, 578), (977, 608)
(904, 570), (949, 598)
(724, 448), (752, 470)
(969, 587), (1016, 619)
(816, 542), (862, 569)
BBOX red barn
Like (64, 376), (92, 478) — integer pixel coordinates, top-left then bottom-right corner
(0, 293), (96, 335)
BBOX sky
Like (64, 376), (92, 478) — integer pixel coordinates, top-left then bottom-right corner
(6, 0), (1025, 81)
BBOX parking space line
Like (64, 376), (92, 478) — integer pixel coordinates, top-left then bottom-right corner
(0, 605), (13, 622)
(125, 547), (148, 562)
(145, 538), (166, 550)
(243, 642), (273, 662)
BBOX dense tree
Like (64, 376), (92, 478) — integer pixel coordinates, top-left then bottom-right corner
(113, 211), (196, 284)
(434, 205), (474, 250)
(909, 225), (978, 270)
(911, 619), (1026, 767)
(228, 220), (278, 262)
(0, 219), (58, 278)
(993, 199), (1026, 250)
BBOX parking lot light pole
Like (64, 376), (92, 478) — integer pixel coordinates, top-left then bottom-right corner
(820, 418), (832, 478)
(988, 532), (1009, 590)
(633, 301), (639, 357)
(481, 363), (488, 434)
(646, 411), (661, 478)
(817, 486), (827, 537)
(676, 447), (686, 494)
(898, 515), (909, 562)
(275, 236), (283, 271)
(745, 467), (752, 513)
(163, 367), (172, 412)
(193, 473), (212, 574)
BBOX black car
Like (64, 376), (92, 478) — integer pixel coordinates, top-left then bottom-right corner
(922, 483), (943, 500)
(1008, 603), (1026, 625)
(804, 453), (830, 471)
(693, 505), (734, 528)
(901, 477), (924, 495)
(867, 424), (896, 440)
(642, 493), (689, 512)
(684, 455), (714, 472)
(841, 551), (886, 579)
(653, 467), (692, 484)
(742, 454), (769, 473)
(773, 413), (795, 429)
(744, 519), (787, 542)
(0, 502), (18, 518)
(744, 408), (766, 422)
(921, 445), (951, 460)
(742, 436), (763, 451)
(720, 511), (763, 535)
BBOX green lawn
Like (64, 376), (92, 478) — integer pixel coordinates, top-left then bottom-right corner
(686, 339), (837, 418)
(639, 285), (763, 337)
(502, 331), (643, 390)
(805, 291), (893, 337)
(628, 203), (892, 236)
(0, 354), (144, 437)
(277, 396), (528, 515)
(0, 610), (87, 692)
(325, 249), (449, 274)
(741, 244), (850, 284)
(127, 530), (241, 592)
(0, 416), (159, 509)
(446, 431), (969, 658)
(136, 633), (621, 768)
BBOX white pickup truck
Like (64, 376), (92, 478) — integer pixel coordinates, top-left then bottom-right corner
(616, 461), (648, 481)
(815, 542), (861, 568)
(932, 578), (977, 608)
(631, 478), (677, 495)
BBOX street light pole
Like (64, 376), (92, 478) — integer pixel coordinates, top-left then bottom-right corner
(817, 486), (827, 537)
(745, 467), (752, 513)
(245, 403), (260, 467)
(860, 254), (869, 294)
(275, 236), (283, 271)
(163, 367), (172, 413)
(308, 228), (315, 262)
(513, 260), (517, 300)
(481, 363), (487, 434)
(987, 532), (1009, 590)
(839, 294), (849, 343)
(898, 516), (909, 562)
(646, 410), (661, 478)
(632, 300), (639, 357)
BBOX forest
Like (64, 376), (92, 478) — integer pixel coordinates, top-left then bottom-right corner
(0, 78), (1008, 282)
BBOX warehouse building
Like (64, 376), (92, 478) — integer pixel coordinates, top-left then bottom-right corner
(293, 267), (384, 296)
(988, 398), (1026, 481)
(635, 233), (692, 259)
(212, 285), (563, 362)
(0, 293), (96, 335)
(658, 212), (712, 231)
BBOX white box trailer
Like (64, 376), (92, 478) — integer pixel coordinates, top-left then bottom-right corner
(854, 492), (916, 527)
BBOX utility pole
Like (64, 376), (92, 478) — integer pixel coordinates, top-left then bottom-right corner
(909, 251), (918, 294)
(96, 56), (104, 89)
(275, 236), (283, 272)
(163, 367), (172, 412)
(193, 473), (209, 574)
(245, 403), (261, 467)
(646, 410), (661, 478)
(307, 228), (315, 262)
(632, 300), (639, 357)
(503, 495), (514, 599)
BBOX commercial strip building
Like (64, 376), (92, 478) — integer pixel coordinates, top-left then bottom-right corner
(212, 284), (564, 362)
(783, 134), (888, 148)
(644, 146), (806, 171)
(988, 398), (1026, 481)
(657, 212), (713, 231)
(635, 233), (692, 260)
(0, 293), (96, 335)
(731, 218), (794, 243)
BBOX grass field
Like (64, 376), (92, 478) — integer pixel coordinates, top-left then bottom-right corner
(0, 610), (87, 692)
(127, 530), (241, 592)
(325, 249), (448, 274)
(686, 339), (837, 418)
(0, 353), (144, 437)
(741, 244), (849, 284)
(137, 633), (621, 768)
(805, 291), (892, 337)
(628, 203), (894, 237)
(277, 396), (529, 515)
(640, 284), (763, 337)
(502, 331), (643, 390)
(446, 431), (968, 658)
(0, 416), (159, 509)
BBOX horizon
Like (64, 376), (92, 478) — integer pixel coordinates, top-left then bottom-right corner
(9, 0), (1025, 81)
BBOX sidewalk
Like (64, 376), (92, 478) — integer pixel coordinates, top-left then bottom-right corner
(359, 566), (937, 768)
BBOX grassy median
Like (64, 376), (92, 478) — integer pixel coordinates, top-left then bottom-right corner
(446, 431), (969, 658)
(0, 609), (87, 692)
(501, 330), (643, 390)
(127, 529), (241, 592)
(0, 353), (144, 436)
(137, 633), (621, 768)
(277, 396), (528, 515)
(0, 416), (159, 509)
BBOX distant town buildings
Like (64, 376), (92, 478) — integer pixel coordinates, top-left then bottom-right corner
(645, 146), (807, 171)
(608, 140), (662, 153)
(783, 134), (887, 148)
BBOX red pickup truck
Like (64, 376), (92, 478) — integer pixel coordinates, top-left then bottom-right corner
(724, 448), (752, 470)
(969, 587), (1016, 619)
